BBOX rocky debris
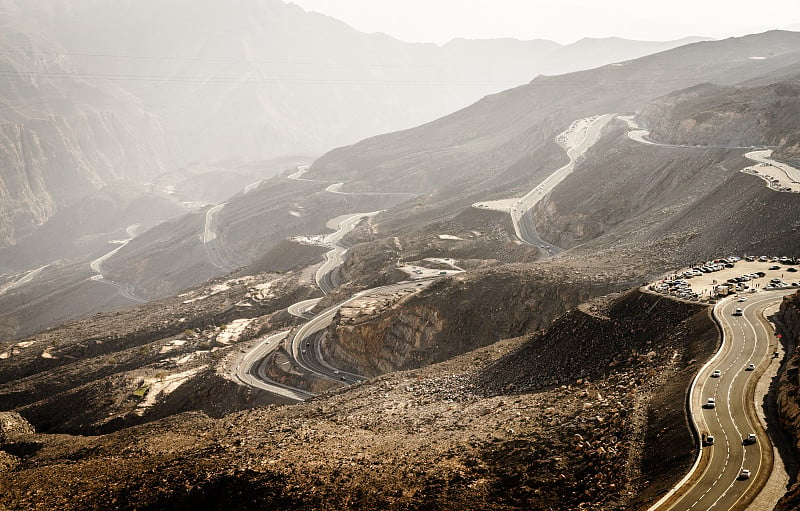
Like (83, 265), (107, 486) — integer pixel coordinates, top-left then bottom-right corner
(476, 289), (710, 393)
(0, 412), (35, 442)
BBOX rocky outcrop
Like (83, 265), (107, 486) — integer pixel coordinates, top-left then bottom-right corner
(323, 303), (444, 377)
(320, 266), (621, 377)
(636, 80), (800, 150)
(0, 412), (35, 473)
(775, 291), (800, 510)
(0, 412), (35, 442)
(0, 111), (167, 248)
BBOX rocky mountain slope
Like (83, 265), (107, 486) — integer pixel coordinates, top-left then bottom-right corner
(637, 80), (800, 154)
(0, 288), (717, 510)
(2, 0), (706, 166)
(0, 17), (169, 249)
(532, 118), (800, 265)
(0, 270), (320, 435)
(0, 0), (716, 339)
(91, 32), (800, 305)
(309, 31), (800, 195)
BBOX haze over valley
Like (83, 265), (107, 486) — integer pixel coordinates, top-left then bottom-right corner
(1, 2), (800, 510)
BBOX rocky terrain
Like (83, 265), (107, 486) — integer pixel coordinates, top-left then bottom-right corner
(532, 118), (800, 266)
(308, 31), (800, 195)
(0, 271), (320, 435)
(0, 288), (717, 510)
(0, 19), (169, 250)
(2, 27), (800, 511)
(320, 266), (621, 378)
(0, 0), (701, 255)
(637, 80), (800, 154)
(776, 291), (800, 511)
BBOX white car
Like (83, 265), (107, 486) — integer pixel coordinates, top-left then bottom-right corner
(737, 296), (747, 302)
(744, 433), (757, 445)
(705, 435), (715, 445)
(746, 363), (755, 371)
(739, 469), (751, 480)
(705, 398), (716, 409)
(711, 370), (721, 378)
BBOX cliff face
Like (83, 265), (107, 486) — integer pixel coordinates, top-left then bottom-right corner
(0, 19), (168, 249)
(776, 291), (800, 510)
(0, 111), (167, 247)
(321, 267), (620, 377)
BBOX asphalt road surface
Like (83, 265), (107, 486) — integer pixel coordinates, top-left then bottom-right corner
(287, 297), (322, 318)
(234, 330), (316, 401)
(662, 290), (793, 510)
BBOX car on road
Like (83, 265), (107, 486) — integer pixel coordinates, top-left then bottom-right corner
(744, 433), (757, 445)
(705, 435), (715, 446)
(746, 363), (755, 371)
(733, 308), (743, 316)
(770, 265), (781, 270)
(704, 398), (716, 409)
(711, 370), (721, 378)
(739, 469), (751, 480)
(738, 296), (747, 302)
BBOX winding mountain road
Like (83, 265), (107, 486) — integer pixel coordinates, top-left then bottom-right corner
(654, 290), (793, 510)
(315, 212), (381, 294)
(508, 113), (615, 252)
(203, 203), (236, 271)
(88, 224), (146, 303)
(234, 330), (316, 401)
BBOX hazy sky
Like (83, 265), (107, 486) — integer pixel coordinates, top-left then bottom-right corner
(287, 0), (800, 45)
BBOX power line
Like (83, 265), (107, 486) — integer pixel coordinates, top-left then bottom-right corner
(0, 69), (513, 86)
(0, 68), (713, 86)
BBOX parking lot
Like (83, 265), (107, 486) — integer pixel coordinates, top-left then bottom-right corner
(648, 255), (800, 302)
